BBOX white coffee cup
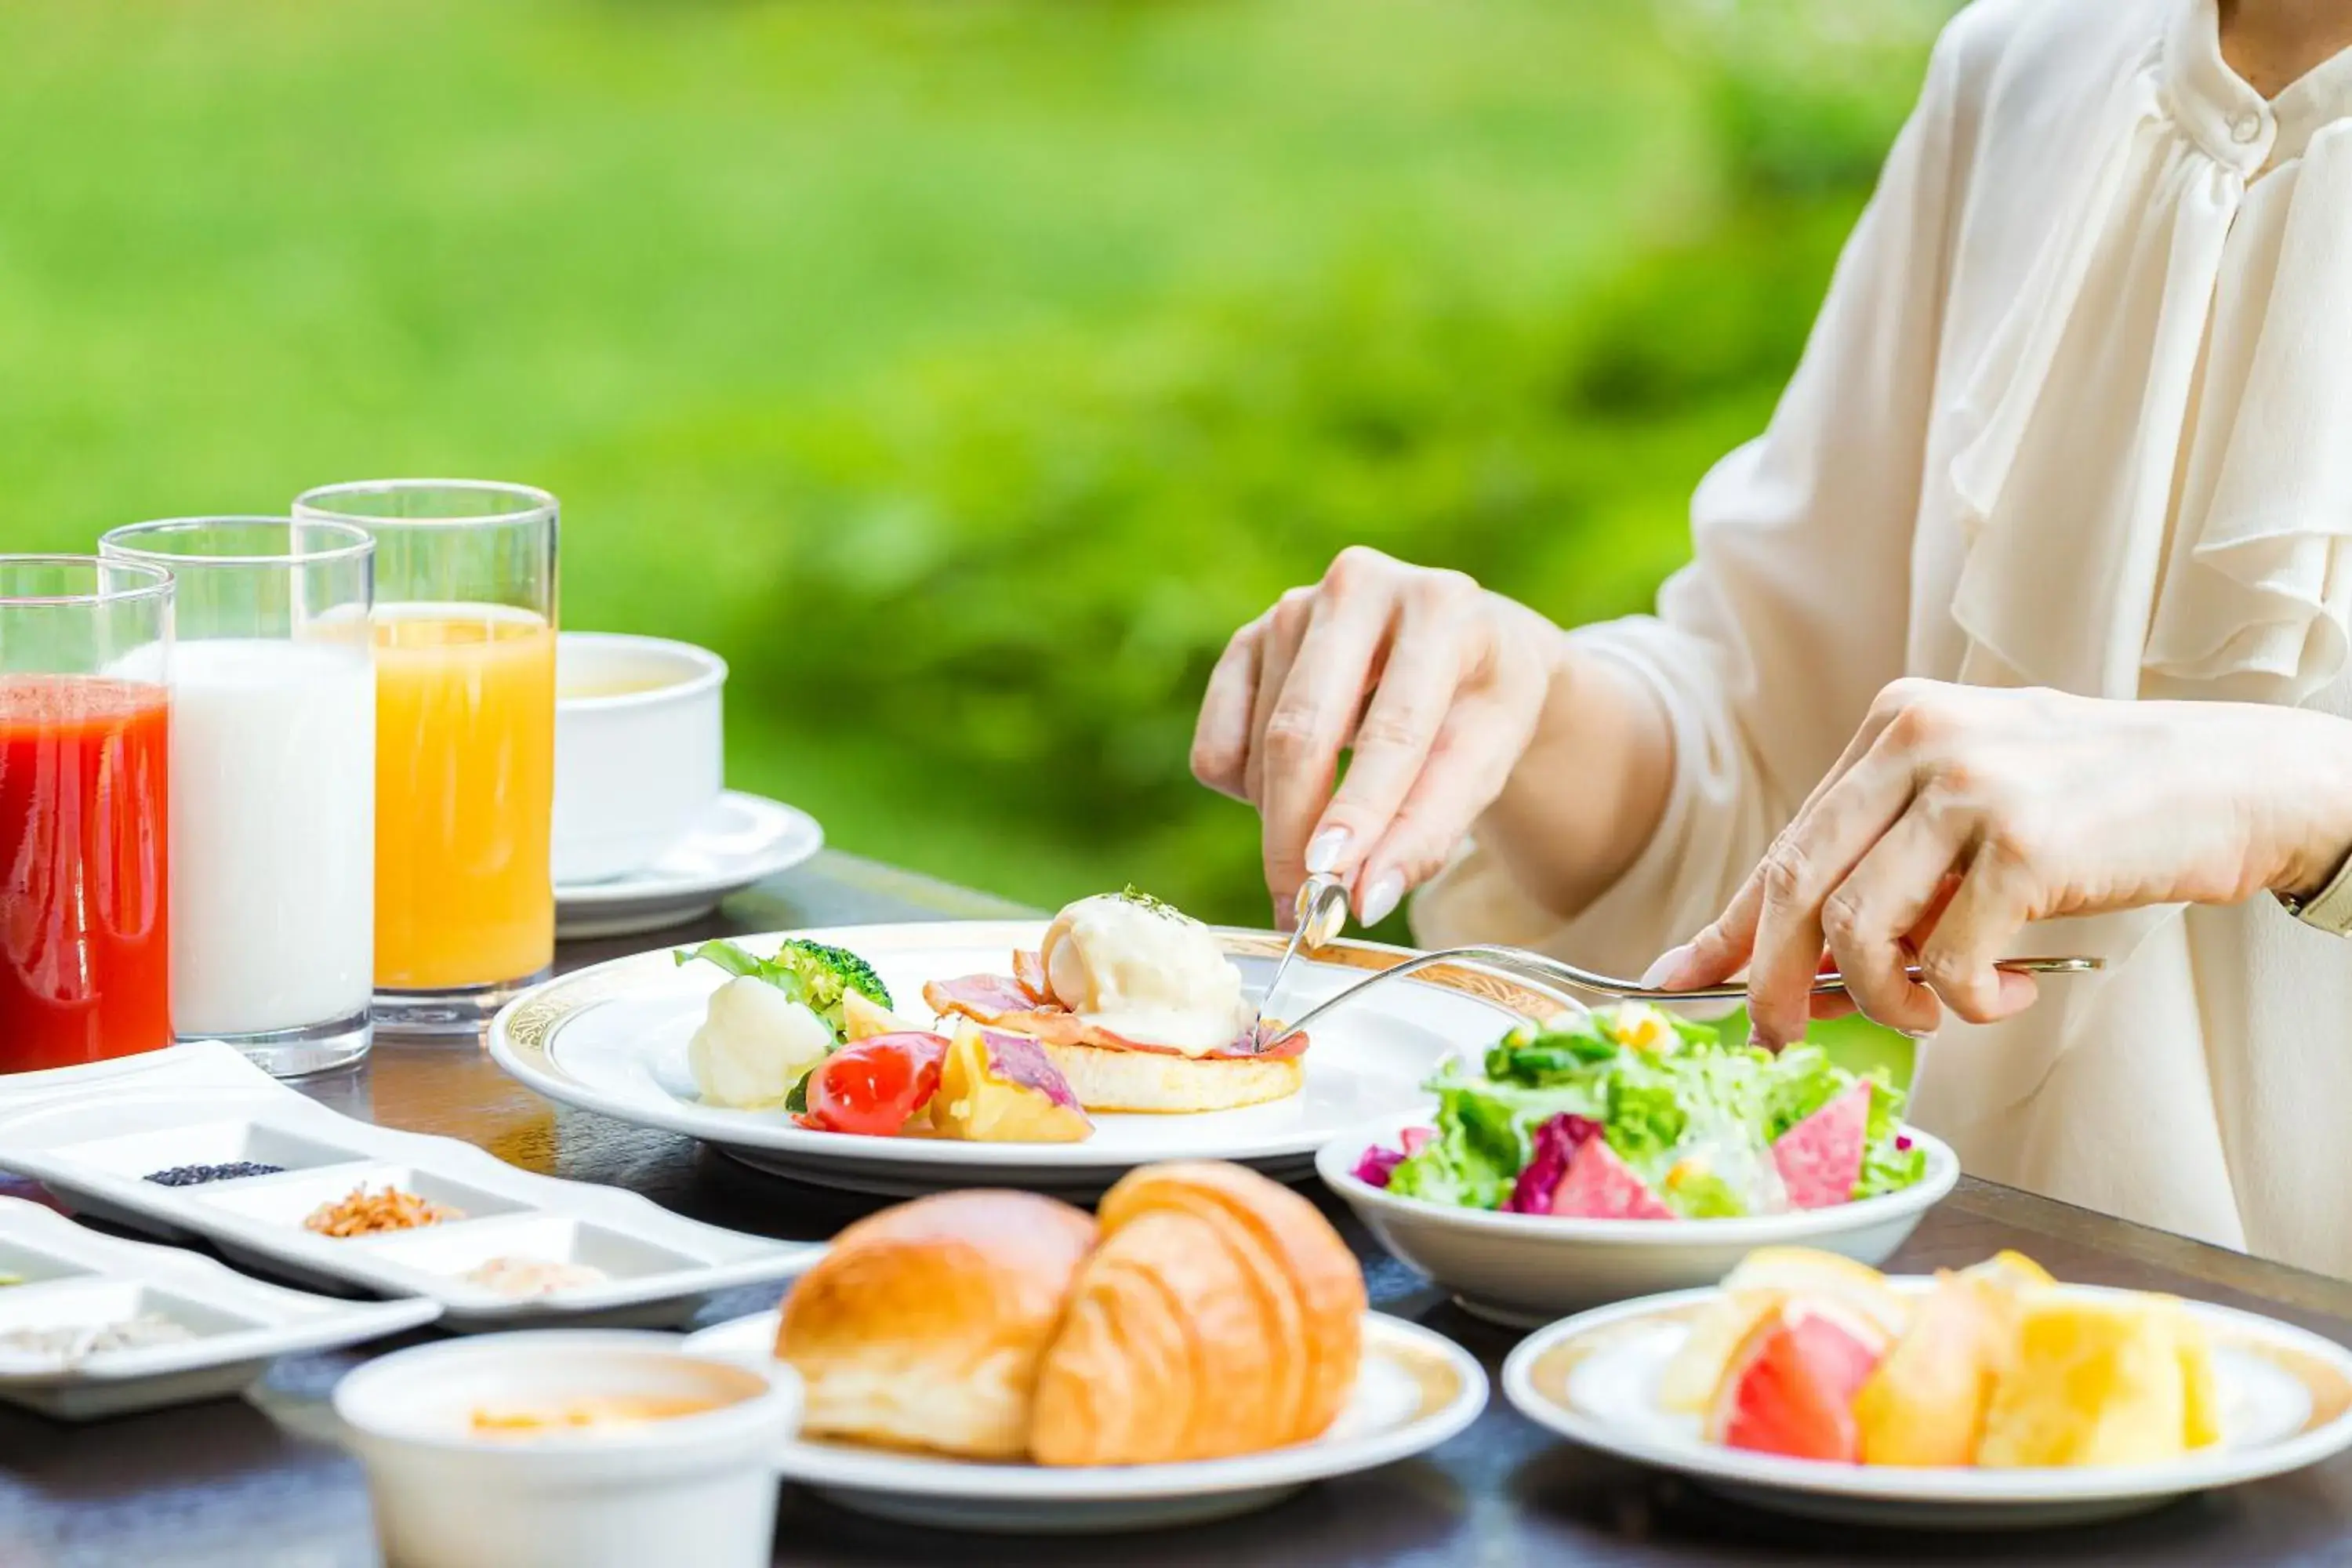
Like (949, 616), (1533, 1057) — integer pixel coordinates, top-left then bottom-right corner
(554, 633), (726, 884)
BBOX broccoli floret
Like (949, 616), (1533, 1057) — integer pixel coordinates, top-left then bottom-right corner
(674, 938), (891, 1037)
(767, 938), (890, 1032)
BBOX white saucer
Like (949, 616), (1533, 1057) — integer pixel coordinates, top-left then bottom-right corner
(684, 1308), (1487, 1532)
(556, 792), (824, 939)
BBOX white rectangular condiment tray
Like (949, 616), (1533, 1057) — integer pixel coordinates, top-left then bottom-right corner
(0, 1194), (440, 1420)
(0, 1044), (822, 1331)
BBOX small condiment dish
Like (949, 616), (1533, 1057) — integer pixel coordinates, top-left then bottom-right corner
(334, 1329), (799, 1568)
(554, 632), (726, 884)
(1317, 1111), (1958, 1327)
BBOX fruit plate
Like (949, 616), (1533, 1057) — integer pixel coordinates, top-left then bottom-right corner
(488, 922), (1558, 1196)
(1319, 1110), (1958, 1326)
(1503, 1280), (2352, 1529)
(0, 1044), (821, 1331)
(0, 1196), (439, 1421)
(682, 1308), (1486, 1532)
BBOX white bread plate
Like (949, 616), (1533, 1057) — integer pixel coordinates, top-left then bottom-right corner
(1502, 1278), (2352, 1530)
(682, 1307), (1485, 1532)
(1318, 1109), (1958, 1326)
(488, 923), (1559, 1196)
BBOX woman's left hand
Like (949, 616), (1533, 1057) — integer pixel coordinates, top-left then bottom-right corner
(1643, 679), (2352, 1046)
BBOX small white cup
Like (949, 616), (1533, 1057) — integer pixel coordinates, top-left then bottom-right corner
(335, 1330), (797, 1568)
(554, 633), (727, 884)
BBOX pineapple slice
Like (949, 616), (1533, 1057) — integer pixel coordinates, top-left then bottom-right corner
(929, 1022), (1092, 1143)
(843, 989), (927, 1042)
(1976, 1294), (2195, 1467)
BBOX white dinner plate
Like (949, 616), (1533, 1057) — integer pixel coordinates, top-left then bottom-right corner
(555, 791), (824, 940)
(1503, 1279), (2352, 1530)
(683, 1308), (1486, 1532)
(0, 1196), (438, 1420)
(0, 1044), (820, 1330)
(488, 923), (1559, 1195)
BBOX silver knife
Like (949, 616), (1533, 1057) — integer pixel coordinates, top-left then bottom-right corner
(1249, 872), (1350, 1045)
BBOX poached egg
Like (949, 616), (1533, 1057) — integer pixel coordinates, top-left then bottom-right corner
(1038, 891), (1250, 1057)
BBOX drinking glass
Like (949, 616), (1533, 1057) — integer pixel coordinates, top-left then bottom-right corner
(0, 556), (175, 1073)
(100, 517), (377, 1076)
(294, 480), (559, 1033)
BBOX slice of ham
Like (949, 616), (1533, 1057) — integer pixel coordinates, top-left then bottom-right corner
(1771, 1082), (1872, 1209)
(1547, 1138), (1675, 1220)
(920, 973), (1041, 1020)
(1011, 948), (1051, 1004)
(921, 971), (1308, 1061)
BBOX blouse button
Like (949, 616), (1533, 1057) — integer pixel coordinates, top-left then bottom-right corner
(2230, 110), (2263, 144)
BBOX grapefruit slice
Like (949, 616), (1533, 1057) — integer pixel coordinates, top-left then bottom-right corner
(1659, 1249), (1909, 1414)
(1706, 1300), (1886, 1461)
(1962, 1249), (2055, 1292)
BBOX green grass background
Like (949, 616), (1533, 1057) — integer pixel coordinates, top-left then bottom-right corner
(0, 0), (1947, 1080)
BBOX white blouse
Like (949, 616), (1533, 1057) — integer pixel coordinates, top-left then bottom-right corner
(1414, 0), (2352, 1274)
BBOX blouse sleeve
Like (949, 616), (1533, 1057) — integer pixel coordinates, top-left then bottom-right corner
(1413, 25), (1974, 979)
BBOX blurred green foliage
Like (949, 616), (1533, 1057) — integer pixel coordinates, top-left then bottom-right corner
(0, 0), (1944, 975)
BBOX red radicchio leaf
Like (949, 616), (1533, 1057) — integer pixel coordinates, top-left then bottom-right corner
(1352, 1125), (1436, 1189)
(1503, 1114), (1602, 1214)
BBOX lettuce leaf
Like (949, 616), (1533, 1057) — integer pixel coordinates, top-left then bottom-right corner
(1855, 1067), (1926, 1198)
(1387, 1076), (1527, 1210)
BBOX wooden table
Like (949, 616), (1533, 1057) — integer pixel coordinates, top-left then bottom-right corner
(5, 851), (2352, 1566)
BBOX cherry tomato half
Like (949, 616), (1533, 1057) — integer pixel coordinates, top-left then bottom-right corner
(800, 1031), (949, 1136)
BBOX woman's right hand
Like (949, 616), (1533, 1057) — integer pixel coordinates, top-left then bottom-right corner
(1189, 547), (1562, 927)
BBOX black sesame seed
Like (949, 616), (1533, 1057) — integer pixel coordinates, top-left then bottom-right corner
(143, 1162), (285, 1187)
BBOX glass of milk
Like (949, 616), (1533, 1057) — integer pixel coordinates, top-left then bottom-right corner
(100, 517), (377, 1076)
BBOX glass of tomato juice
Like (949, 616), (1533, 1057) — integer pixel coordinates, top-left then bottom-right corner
(0, 556), (175, 1073)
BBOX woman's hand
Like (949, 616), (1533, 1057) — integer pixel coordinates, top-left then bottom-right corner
(1190, 548), (1561, 926)
(1644, 679), (2352, 1046)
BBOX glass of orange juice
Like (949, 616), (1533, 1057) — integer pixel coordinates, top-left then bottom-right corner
(294, 480), (558, 1033)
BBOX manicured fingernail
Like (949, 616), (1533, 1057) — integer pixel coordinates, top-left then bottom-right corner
(1640, 944), (1694, 989)
(1305, 826), (1352, 876)
(1900, 1025), (1933, 1040)
(1359, 869), (1405, 927)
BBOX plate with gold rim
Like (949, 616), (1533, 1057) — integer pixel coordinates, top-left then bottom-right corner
(1503, 1280), (2352, 1529)
(488, 922), (1554, 1196)
(683, 1307), (1486, 1531)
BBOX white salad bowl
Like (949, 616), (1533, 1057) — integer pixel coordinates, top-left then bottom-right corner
(1317, 1110), (1959, 1327)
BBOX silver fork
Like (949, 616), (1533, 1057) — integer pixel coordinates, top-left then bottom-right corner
(1254, 904), (2100, 1049)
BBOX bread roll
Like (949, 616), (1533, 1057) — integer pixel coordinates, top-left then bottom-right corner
(1029, 1161), (1366, 1465)
(777, 1190), (1094, 1457)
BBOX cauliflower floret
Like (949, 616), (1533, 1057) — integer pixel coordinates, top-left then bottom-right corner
(688, 976), (837, 1109)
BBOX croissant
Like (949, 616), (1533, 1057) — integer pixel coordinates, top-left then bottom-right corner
(775, 1190), (1096, 1457)
(1027, 1160), (1367, 1465)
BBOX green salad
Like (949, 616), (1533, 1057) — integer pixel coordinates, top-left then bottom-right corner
(1353, 1005), (1927, 1220)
